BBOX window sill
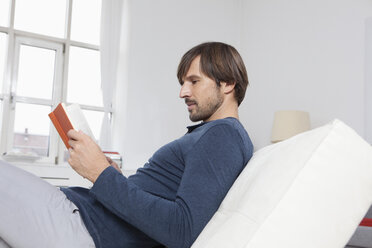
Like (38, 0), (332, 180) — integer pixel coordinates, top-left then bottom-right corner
(1, 158), (136, 187)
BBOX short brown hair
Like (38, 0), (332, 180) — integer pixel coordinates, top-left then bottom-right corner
(177, 42), (249, 106)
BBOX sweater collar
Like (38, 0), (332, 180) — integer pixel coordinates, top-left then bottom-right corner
(186, 122), (206, 133)
(186, 117), (238, 133)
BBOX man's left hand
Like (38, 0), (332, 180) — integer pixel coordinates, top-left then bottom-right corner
(67, 130), (110, 183)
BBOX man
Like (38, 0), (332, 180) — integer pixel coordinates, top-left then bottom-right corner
(0, 42), (253, 248)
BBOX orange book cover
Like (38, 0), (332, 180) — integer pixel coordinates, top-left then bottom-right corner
(49, 103), (74, 149)
(49, 103), (95, 149)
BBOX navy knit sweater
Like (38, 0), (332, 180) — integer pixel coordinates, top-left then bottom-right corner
(61, 117), (253, 248)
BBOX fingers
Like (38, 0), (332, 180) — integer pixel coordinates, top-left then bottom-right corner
(67, 129), (85, 140)
(68, 138), (90, 151)
(67, 130), (93, 149)
(67, 148), (74, 166)
(106, 156), (113, 164)
(68, 139), (78, 148)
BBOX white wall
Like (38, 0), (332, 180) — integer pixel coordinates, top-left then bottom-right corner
(240, 0), (372, 149)
(365, 17), (372, 144)
(113, 0), (244, 170)
(113, 0), (372, 170)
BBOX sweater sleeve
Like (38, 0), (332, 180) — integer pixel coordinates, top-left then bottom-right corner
(89, 124), (252, 248)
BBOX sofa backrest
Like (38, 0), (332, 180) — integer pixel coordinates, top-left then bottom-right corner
(192, 119), (372, 248)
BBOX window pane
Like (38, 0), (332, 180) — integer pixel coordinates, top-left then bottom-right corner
(16, 45), (55, 99)
(0, 33), (7, 94)
(81, 109), (104, 142)
(14, 0), (67, 38)
(13, 103), (51, 156)
(71, 0), (101, 45)
(67, 46), (102, 106)
(0, 0), (11, 27)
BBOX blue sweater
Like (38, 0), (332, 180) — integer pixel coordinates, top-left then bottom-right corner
(61, 117), (253, 248)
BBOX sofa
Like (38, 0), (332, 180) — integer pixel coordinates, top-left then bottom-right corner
(191, 119), (372, 248)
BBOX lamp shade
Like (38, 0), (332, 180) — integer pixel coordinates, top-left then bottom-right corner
(271, 110), (310, 143)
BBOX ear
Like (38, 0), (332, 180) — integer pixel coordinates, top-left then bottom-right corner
(220, 82), (236, 94)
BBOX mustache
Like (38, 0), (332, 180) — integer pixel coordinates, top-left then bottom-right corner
(185, 99), (197, 105)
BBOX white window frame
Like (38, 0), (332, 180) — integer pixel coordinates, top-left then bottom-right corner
(4, 36), (64, 164)
(0, 0), (111, 169)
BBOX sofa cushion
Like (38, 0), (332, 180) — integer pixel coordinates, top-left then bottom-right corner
(192, 119), (372, 248)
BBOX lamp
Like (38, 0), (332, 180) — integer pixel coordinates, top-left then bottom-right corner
(271, 110), (310, 143)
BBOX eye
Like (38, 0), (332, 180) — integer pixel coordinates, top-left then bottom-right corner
(192, 80), (198, 84)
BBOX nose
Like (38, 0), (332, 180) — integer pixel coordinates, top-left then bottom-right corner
(179, 82), (191, 99)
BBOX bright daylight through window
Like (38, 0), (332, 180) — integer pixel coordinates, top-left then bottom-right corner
(0, 0), (106, 165)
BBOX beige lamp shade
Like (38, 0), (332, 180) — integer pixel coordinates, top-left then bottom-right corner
(271, 110), (310, 143)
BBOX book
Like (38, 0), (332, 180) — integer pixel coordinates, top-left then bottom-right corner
(49, 103), (95, 149)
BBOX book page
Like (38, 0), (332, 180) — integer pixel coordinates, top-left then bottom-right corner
(64, 103), (96, 141)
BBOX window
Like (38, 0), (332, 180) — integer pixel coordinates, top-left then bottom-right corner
(70, 0), (101, 45)
(67, 46), (102, 106)
(14, 0), (67, 38)
(0, 0), (11, 27)
(0, 0), (108, 165)
(0, 32), (7, 142)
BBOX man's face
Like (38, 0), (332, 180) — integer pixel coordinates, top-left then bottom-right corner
(179, 56), (224, 122)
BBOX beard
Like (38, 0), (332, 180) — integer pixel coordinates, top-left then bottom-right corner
(188, 92), (224, 122)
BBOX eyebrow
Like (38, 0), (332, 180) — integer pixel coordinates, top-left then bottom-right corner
(180, 74), (202, 85)
(184, 74), (202, 81)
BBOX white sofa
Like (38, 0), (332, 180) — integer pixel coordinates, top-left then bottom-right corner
(192, 119), (372, 248)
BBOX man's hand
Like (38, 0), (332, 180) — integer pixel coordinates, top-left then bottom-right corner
(67, 130), (110, 183)
(106, 156), (122, 174)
